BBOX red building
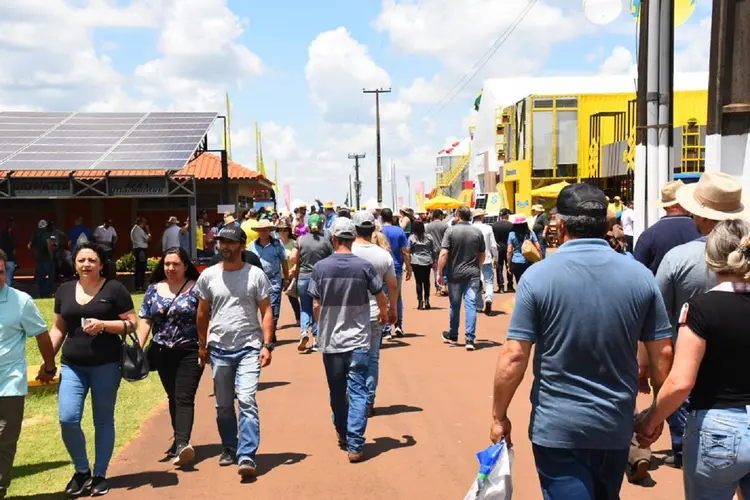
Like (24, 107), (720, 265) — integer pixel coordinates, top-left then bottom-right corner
(0, 153), (273, 272)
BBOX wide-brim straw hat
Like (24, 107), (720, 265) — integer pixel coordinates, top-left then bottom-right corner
(675, 172), (750, 221)
(658, 180), (684, 208)
(254, 219), (276, 230)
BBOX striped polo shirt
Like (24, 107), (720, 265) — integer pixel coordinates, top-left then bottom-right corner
(308, 253), (384, 354)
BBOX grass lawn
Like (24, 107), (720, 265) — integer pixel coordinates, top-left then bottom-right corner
(7, 294), (166, 499)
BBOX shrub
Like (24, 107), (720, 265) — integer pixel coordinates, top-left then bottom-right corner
(116, 253), (160, 273)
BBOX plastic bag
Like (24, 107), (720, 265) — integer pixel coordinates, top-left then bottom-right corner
(463, 441), (513, 500)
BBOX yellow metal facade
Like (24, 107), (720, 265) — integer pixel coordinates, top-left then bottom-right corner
(499, 89), (708, 215)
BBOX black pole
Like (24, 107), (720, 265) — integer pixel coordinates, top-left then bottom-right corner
(220, 149), (229, 204)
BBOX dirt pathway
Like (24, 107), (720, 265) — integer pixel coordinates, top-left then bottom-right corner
(105, 289), (684, 499)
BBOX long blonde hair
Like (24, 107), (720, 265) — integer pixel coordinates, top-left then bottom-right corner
(373, 220), (392, 252)
(705, 219), (750, 280)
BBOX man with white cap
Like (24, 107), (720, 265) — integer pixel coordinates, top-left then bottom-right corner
(472, 209), (498, 314)
(351, 211), (398, 417)
(309, 217), (388, 462)
(634, 180), (700, 275)
(651, 172), (749, 470)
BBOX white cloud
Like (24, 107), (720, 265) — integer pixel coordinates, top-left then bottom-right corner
(675, 17), (712, 72)
(305, 27), (391, 124)
(599, 46), (636, 75)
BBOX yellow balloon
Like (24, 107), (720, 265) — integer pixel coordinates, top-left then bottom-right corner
(630, 0), (696, 27)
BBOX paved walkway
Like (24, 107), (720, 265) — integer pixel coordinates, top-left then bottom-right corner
(106, 288), (683, 499)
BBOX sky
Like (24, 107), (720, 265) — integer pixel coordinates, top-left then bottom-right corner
(0, 0), (712, 207)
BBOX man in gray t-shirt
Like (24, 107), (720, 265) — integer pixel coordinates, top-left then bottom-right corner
(352, 210), (398, 415)
(309, 218), (387, 462)
(195, 225), (274, 477)
(295, 218), (334, 350)
(437, 206), (485, 350)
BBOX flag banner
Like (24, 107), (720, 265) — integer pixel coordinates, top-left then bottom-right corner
(283, 184), (291, 212)
(415, 181), (426, 213)
(397, 196), (404, 208)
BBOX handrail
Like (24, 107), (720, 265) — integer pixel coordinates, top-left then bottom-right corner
(437, 153), (471, 188)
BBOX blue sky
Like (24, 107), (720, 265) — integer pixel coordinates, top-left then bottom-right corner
(0, 0), (712, 206)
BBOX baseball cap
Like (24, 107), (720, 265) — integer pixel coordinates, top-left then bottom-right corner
(352, 210), (375, 228)
(557, 183), (608, 218)
(331, 217), (356, 240)
(215, 225), (247, 243)
(308, 213), (324, 230)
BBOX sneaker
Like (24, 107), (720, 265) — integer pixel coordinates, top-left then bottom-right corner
(664, 454), (683, 469)
(626, 458), (650, 483)
(424, 300), (431, 310)
(90, 476), (109, 497)
(348, 451), (364, 463)
(442, 331), (458, 345)
(394, 327), (404, 338)
(237, 458), (257, 478)
(484, 302), (492, 315)
(297, 334), (310, 352)
(172, 443), (195, 468)
(417, 300), (424, 310)
(219, 448), (237, 467)
(65, 470), (92, 497)
(165, 441), (177, 458)
(465, 341), (476, 351)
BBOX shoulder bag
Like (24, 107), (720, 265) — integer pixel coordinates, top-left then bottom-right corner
(521, 234), (542, 263)
(143, 280), (190, 373)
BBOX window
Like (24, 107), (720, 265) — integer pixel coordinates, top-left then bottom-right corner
(556, 97), (578, 108)
(533, 98), (554, 109)
(532, 111), (553, 171)
(557, 110), (578, 165)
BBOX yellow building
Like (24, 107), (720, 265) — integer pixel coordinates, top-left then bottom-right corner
(498, 89), (708, 214)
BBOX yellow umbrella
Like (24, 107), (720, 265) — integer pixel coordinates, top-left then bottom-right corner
(424, 195), (462, 210)
(530, 181), (571, 198)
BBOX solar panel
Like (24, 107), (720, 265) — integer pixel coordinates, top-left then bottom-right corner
(0, 111), (218, 171)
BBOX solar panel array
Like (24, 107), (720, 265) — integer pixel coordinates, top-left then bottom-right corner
(0, 111), (218, 171)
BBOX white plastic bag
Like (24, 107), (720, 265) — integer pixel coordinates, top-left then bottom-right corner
(463, 441), (513, 500)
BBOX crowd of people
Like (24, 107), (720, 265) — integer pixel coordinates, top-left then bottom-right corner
(2, 172), (749, 499)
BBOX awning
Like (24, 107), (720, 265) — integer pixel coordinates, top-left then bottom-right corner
(531, 181), (570, 198)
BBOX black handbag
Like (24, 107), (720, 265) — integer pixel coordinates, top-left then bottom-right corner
(121, 331), (150, 382)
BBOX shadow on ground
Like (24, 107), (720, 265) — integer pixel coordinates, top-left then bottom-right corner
(363, 435), (417, 461)
(259, 381), (291, 391)
(240, 452), (309, 484)
(474, 339), (502, 350)
(108, 470), (179, 491)
(11, 461), (69, 480)
(372, 404), (423, 417)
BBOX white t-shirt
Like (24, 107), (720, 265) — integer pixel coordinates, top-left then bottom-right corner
(93, 225), (117, 251)
(621, 208), (635, 236)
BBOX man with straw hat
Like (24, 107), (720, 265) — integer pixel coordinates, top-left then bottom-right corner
(634, 180), (701, 275)
(649, 172), (750, 471)
(249, 219), (289, 342)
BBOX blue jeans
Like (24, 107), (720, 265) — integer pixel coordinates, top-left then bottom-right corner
(298, 278), (317, 338)
(210, 347), (261, 461)
(533, 444), (629, 500)
(4, 261), (15, 286)
(59, 362), (122, 477)
(539, 236), (548, 258)
(667, 397), (690, 459)
(447, 280), (480, 342)
(383, 274), (404, 334)
(268, 276), (282, 332)
(684, 407), (750, 500)
(366, 320), (381, 410)
(35, 260), (54, 298)
(323, 347), (370, 453)
(476, 263), (495, 310)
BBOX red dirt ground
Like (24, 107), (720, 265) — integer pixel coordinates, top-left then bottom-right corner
(105, 289), (684, 499)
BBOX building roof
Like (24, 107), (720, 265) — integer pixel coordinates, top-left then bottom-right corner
(0, 153), (271, 184)
(437, 136), (472, 157)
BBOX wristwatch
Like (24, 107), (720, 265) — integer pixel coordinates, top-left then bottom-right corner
(44, 365), (58, 375)
(262, 342), (275, 351)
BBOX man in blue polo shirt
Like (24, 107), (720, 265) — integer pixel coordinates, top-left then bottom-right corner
(0, 249), (57, 499)
(379, 208), (411, 339)
(489, 183), (674, 499)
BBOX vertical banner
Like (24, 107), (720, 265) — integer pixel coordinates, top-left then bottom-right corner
(415, 181), (425, 213)
(283, 184), (291, 212)
(397, 196), (404, 208)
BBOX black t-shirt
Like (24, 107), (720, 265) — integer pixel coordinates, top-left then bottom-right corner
(55, 279), (134, 367)
(533, 214), (549, 235)
(209, 250), (263, 270)
(684, 287), (750, 410)
(492, 220), (513, 250)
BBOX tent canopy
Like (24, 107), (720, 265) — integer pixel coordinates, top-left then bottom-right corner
(424, 195), (462, 210)
(531, 181), (570, 198)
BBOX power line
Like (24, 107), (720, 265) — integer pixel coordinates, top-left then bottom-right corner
(422, 0), (540, 119)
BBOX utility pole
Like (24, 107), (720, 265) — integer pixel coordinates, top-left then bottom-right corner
(349, 174), (353, 208)
(363, 88), (391, 203)
(706, 0), (750, 190)
(348, 153), (366, 210)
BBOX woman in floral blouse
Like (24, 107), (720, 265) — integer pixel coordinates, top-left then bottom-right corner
(136, 247), (202, 468)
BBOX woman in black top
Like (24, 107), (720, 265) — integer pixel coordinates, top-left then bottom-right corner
(49, 242), (135, 497)
(636, 219), (750, 500)
(136, 248), (202, 468)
